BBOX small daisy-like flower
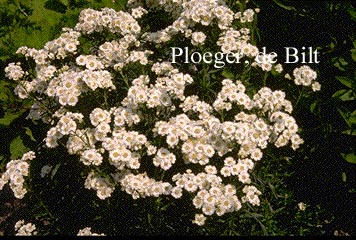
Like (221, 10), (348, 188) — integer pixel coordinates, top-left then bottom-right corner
(192, 214), (206, 226)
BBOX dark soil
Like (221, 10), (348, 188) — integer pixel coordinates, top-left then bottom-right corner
(0, 186), (27, 235)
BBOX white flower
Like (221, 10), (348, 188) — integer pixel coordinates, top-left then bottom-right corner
(166, 134), (179, 147)
(14, 220), (37, 236)
(5, 62), (25, 81)
(4, 1), (320, 227)
(202, 203), (215, 216)
(171, 186), (183, 199)
(80, 149), (103, 166)
(298, 202), (306, 211)
(192, 214), (206, 226)
(191, 32), (206, 45)
(312, 82), (321, 92)
(76, 55), (87, 65)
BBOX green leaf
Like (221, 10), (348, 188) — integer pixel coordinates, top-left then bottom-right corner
(351, 49), (356, 62)
(348, 6), (356, 21)
(336, 76), (353, 88)
(24, 127), (36, 142)
(221, 70), (234, 79)
(337, 108), (354, 127)
(334, 61), (345, 71)
(339, 57), (349, 66)
(160, 202), (174, 211)
(310, 102), (318, 114)
(147, 213), (152, 227)
(208, 69), (221, 74)
(272, 0), (296, 11)
(330, 41), (335, 51)
(51, 163), (61, 180)
(89, 0), (125, 10)
(342, 172), (347, 182)
(0, 109), (26, 126)
(60, 0), (70, 7)
(349, 110), (356, 124)
(337, 109), (348, 127)
(342, 129), (356, 135)
(341, 153), (356, 164)
(332, 89), (354, 101)
(10, 136), (30, 159)
(44, 0), (67, 13)
(0, 81), (12, 101)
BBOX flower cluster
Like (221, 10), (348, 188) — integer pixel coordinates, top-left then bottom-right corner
(14, 220), (37, 236)
(119, 172), (172, 199)
(0, 151), (35, 199)
(77, 227), (105, 236)
(172, 168), (242, 217)
(292, 65), (320, 91)
(4, 62), (26, 81)
(3, 0), (320, 226)
(84, 171), (115, 200)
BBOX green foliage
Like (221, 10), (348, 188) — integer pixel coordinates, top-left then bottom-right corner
(252, 0), (355, 235)
(329, 9), (356, 169)
(341, 153), (356, 164)
(0, 0), (127, 167)
(332, 48), (356, 136)
(9, 135), (30, 159)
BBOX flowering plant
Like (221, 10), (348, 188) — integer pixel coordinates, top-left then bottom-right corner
(1, 0), (320, 230)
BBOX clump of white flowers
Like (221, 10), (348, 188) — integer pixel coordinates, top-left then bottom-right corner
(14, 220), (37, 236)
(0, 151), (35, 199)
(4, 62), (27, 81)
(77, 227), (105, 236)
(2, 0), (320, 226)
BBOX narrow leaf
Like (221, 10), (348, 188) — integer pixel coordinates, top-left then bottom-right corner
(221, 70), (234, 79)
(333, 89), (354, 101)
(341, 153), (356, 164)
(351, 49), (356, 62)
(272, 0), (296, 11)
(342, 172), (347, 182)
(24, 127), (36, 142)
(51, 163), (61, 180)
(336, 76), (353, 88)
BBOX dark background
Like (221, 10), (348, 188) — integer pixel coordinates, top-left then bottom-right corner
(255, 0), (356, 234)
